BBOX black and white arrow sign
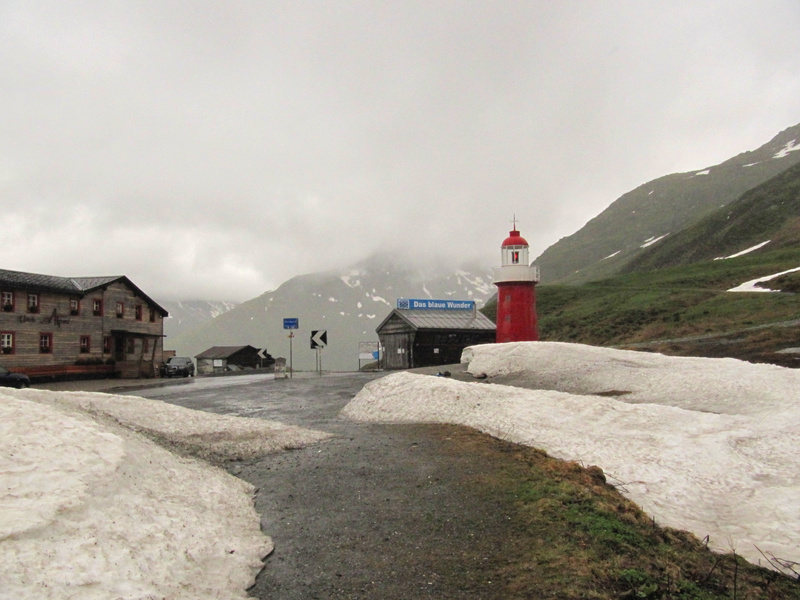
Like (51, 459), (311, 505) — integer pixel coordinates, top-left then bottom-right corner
(257, 348), (268, 359)
(310, 330), (328, 349)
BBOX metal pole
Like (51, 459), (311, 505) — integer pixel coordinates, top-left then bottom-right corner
(289, 332), (293, 378)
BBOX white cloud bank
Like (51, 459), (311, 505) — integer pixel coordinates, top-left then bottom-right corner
(1, 389), (330, 599)
(342, 342), (800, 572)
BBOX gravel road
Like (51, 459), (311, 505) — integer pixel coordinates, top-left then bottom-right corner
(134, 371), (528, 599)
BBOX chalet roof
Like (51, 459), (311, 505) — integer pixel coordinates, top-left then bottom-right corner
(195, 345), (259, 359)
(377, 308), (496, 333)
(0, 269), (168, 316)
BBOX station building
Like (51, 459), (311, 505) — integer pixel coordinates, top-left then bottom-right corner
(0, 268), (168, 379)
(376, 298), (496, 370)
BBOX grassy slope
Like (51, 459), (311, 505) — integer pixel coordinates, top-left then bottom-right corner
(475, 431), (800, 599)
(535, 123), (800, 285)
(624, 160), (800, 273)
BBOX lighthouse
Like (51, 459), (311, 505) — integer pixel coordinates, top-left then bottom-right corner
(493, 223), (540, 343)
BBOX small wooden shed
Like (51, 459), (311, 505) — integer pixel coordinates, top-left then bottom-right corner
(376, 305), (495, 370)
(195, 345), (274, 374)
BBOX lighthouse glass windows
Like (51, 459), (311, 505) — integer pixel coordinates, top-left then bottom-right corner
(502, 245), (529, 266)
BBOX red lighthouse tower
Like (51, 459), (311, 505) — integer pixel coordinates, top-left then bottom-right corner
(493, 223), (540, 343)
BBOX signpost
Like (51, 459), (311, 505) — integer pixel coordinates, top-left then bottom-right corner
(257, 347), (268, 369)
(311, 330), (327, 375)
(283, 318), (299, 378)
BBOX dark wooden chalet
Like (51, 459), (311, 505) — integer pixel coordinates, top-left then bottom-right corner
(376, 307), (496, 370)
(195, 345), (274, 374)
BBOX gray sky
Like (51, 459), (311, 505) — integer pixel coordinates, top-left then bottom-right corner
(3, 1), (800, 302)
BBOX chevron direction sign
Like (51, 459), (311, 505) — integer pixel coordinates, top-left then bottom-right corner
(310, 330), (327, 349)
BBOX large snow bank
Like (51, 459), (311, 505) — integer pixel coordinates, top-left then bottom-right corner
(343, 342), (800, 570)
(1, 388), (331, 600)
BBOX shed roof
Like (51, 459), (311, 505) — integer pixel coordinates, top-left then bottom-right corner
(195, 345), (258, 359)
(377, 309), (496, 333)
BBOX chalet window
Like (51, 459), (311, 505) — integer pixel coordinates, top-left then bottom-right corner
(126, 338), (135, 354)
(116, 301), (124, 318)
(70, 299), (80, 316)
(149, 308), (156, 323)
(135, 304), (143, 321)
(103, 336), (111, 353)
(1, 291), (14, 312)
(1, 332), (13, 354)
(93, 298), (103, 316)
(142, 337), (149, 353)
(80, 335), (91, 353)
(39, 332), (53, 354)
(28, 293), (40, 314)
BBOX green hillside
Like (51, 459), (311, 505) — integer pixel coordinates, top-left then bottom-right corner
(534, 122), (800, 284)
(623, 159), (800, 273)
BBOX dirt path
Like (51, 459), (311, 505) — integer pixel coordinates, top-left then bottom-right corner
(126, 371), (528, 599)
(243, 422), (524, 599)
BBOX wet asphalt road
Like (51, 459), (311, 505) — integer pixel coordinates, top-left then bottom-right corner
(135, 372), (522, 599)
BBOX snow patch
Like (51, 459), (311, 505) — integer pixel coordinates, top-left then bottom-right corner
(773, 139), (800, 159)
(1, 389), (331, 599)
(602, 250), (621, 260)
(714, 240), (771, 260)
(728, 266), (800, 292)
(640, 234), (668, 248)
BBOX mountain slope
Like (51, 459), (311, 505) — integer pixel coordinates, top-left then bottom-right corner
(534, 123), (800, 284)
(622, 159), (800, 273)
(169, 255), (494, 371)
(161, 300), (237, 340)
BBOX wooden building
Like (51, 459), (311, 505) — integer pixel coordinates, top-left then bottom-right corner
(376, 300), (496, 370)
(0, 269), (168, 379)
(195, 345), (274, 374)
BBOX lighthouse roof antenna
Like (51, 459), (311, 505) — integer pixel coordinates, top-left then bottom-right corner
(502, 215), (529, 247)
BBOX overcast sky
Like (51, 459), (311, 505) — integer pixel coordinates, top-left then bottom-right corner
(3, 1), (800, 302)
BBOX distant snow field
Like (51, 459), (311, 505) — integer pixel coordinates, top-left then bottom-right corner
(728, 265), (800, 292)
(1, 389), (330, 599)
(343, 342), (800, 573)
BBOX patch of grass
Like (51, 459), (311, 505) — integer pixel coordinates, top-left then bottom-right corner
(467, 439), (800, 599)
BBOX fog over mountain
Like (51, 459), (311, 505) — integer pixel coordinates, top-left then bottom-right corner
(168, 255), (495, 371)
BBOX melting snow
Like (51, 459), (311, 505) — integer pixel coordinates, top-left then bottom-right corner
(340, 275), (362, 288)
(640, 234), (668, 248)
(692, 169), (710, 176)
(728, 266), (800, 292)
(714, 240), (771, 260)
(1, 388), (330, 599)
(343, 342), (800, 573)
(773, 139), (800, 159)
(602, 250), (621, 260)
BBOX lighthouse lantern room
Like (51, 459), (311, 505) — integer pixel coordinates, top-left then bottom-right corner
(493, 222), (540, 343)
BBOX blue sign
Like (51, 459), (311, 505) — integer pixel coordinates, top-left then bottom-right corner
(397, 299), (475, 311)
(283, 318), (299, 329)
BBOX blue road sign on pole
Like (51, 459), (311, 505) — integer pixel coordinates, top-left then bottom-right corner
(283, 318), (299, 329)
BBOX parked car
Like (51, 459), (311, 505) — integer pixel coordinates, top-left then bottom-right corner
(164, 356), (195, 378)
(0, 366), (31, 388)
